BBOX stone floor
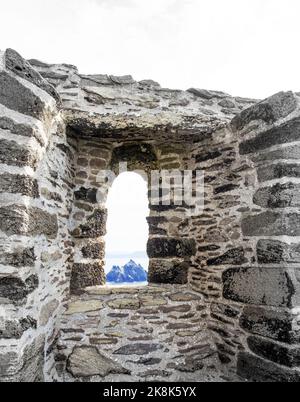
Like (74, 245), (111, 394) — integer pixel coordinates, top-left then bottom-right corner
(55, 284), (241, 382)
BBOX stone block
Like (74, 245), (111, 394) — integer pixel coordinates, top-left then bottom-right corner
(0, 174), (39, 198)
(253, 144), (300, 163)
(148, 259), (189, 284)
(74, 187), (98, 204)
(0, 139), (38, 168)
(242, 211), (300, 236)
(240, 305), (299, 343)
(239, 117), (300, 155)
(0, 205), (58, 238)
(0, 316), (37, 339)
(113, 343), (163, 355)
(257, 239), (300, 264)
(237, 351), (300, 382)
(253, 182), (300, 208)
(0, 274), (38, 302)
(223, 267), (297, 308)
(214, 184), (239, 194)
(232, 91), (297, 132)
(0, 247), (35, 267)
(0, 110), (44, 146)
(4, 49), (59, 101)
(111, 143), (157, 171)
(0, 335), (45, 381)
(196, 150), (222, 163)
(147, 237), (196, 258)
(107, 299), (140, 310)
(65, 300), (103, 315)
(70, 262), (105, 294)
(39, 300), (59, 326)
(247, 335), (300, 368)
(67, 346), (130, 378)
(207, 247), (246, 266)
(0, 70), (47, 119)
(81, 241), (105, 259)
(258, 163), (300, 182)
(72, 208), (107, 239)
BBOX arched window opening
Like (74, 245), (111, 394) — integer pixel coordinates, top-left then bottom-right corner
(105, 172), (149, 285)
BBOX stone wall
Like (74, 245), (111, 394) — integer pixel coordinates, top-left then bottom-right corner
(0, 49), (76, 381)
(0, 48), (299, 382)
(57, 284), (234, 382)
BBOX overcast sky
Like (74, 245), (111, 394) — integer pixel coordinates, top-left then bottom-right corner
(1, 0), (300, 98)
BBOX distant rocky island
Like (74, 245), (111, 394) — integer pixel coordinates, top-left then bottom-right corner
(106, 260), (148, 283)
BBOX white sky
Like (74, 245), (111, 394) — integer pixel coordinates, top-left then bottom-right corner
(0, 0), (300, 98)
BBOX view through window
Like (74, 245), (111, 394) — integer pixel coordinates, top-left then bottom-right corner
(105, 172), (149, 286)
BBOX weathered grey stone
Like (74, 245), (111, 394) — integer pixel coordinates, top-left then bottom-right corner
(65, 300), (103, 315)
(218, 99), (235, 108)
(240, 306), (300, 343)
(239, 117), (300, 155)
(159, 304), (191, 313)
(247, 335), (300, 367)
(0, 350), (19, 377)
(166, 322), (198, 330)
(74, 187), (98, 204)
(214, 184), (239, 194)
(0, 316), (37, 339)
(107, 298), (140, 310)
(110, 75), (135, 85)
(196, 150), (222, 163)
(111, 143), (157, 171)
(140, 295), (167, 306)
(0, 205), (58, 238)
(168, 292), (201, 302)
(39, 300), (59, 326)
(188, 88), (227, 99)
(70, 262), (105, 294)
(232, 91), (297, 132)
(148, 259), (189, 284)
(237, 351), (300, 382)
(242, 211), (300, 236)
(0, 174), (39, 198)
(0, 335), (44, 380)
(5, 49), (59, 101)
(67, 346), (130, 377)
(223, 267), (297, 308)
(0, 115), (44, 146)
(253, 182), (300, 208)
(253, 144), (300, 163)
(113, 343), (163, 355)
(211, 303), (240, 319)
(258, 163), (300, 182)
(0, 274), (38, 302)
(72, 208), (107, 238)
(207, 247), (246, 266)
(81, 242), (105, 259)
(257, 239), (300, 264)
(0, 247), (35, 267)
(0, 70), (48, 119)
(147, 238), (196, 258)
(130, 357), (162, 366)
(139, 369), (171, 378)
(147, 216), (168, 236)
(0, 139), (38, 168)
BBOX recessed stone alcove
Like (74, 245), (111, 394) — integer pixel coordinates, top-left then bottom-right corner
(0, 49), (300, 382)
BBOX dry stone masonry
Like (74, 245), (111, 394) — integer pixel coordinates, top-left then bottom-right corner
(0, 48), (299, 382)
